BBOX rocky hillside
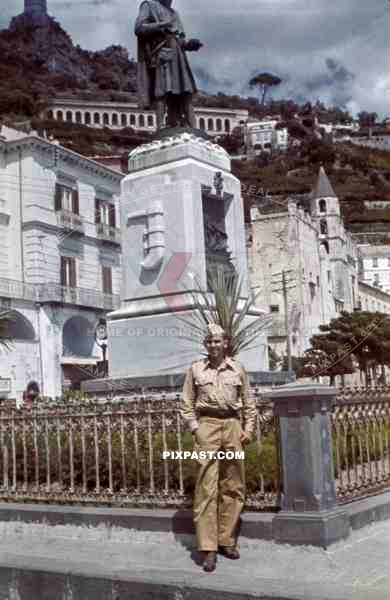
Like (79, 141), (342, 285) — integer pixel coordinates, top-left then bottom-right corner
(0, 16), (137, 118)
(233, 139), (390, 238)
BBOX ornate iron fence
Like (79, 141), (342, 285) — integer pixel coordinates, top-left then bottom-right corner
(0, 393), (280, 511)
(333, 386), (390, 503)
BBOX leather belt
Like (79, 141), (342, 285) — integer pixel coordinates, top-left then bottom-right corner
(197, 407), (240, 419)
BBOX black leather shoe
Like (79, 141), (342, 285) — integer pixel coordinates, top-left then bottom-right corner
(202, 551), (217, 572)
(218, 545), (240, 559)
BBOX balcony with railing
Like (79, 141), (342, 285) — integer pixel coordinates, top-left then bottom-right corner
(0, 277), (38, 302)
(39, 284), (120, 310)
(56, 210), (84, 235)
(0, 278), (119, 310)
(96, 223), (121, 245)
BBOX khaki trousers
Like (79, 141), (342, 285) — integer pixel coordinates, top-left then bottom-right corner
(193, 417), (245, 551)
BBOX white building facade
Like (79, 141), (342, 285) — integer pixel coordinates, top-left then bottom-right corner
(247, 167), (359, 359)
(358, 280), (390, 314)
(245, 119), (288, 154)
(358, 244), (390, 294)
(0, 127), (122, 402)
(44, 99), (249, 139)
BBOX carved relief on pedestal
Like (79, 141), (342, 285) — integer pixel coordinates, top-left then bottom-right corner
(127, 202), (166, 271)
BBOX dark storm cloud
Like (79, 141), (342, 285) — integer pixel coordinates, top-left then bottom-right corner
(2, 0), (390, 116)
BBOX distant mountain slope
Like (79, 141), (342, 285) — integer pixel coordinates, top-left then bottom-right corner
(0, 16), (137, 118)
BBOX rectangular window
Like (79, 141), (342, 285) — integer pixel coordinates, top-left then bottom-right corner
(55, 183), (79, 214)
(373, 258), (378, 268)
(95, 198), (116, 227)
(270, 305), (279, 313)
(102, 266), (112, 295)
(60, 256), (76, 288)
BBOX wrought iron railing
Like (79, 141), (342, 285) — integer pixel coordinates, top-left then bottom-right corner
(0, 278), (119, 311)
(0, 393), (280, 511)
(333, 385), (390, 502)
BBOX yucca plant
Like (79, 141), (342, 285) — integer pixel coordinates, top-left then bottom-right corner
(178, 267), (271, 357)
(0, 311), (14, 351)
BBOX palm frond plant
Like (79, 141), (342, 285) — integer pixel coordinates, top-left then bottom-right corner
(177, 267), (271, 357)
(0, 311), (14, 352)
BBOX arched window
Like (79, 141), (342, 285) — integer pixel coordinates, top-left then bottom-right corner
(147, 115), (154, 127)
(75, 111), (82, 124)
(62, 316), (95, 358)
(66, 111), (72, 122)
(130, 114), (136, 126)
(319, 199), (327, 213)
(121, 113), (127, 127)
(320, 218), (327, 235)
(47, 110), (54, 120)
(85, 112), (91, 125)
(103, 113), (109, 126)
(3, 311), (36, 341)
(94, 112), (100, 124)
(208, 118), (214, 131)
(139, 114), (145, 127)
(112, 113), (118, 126)
(56, 111), (63, 121)
(199, 118), (205, 130)
(216, 118), (222, 132)
(225, 119), (231, 133)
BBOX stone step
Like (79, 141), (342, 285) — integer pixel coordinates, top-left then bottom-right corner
(0, 519), (387, 599)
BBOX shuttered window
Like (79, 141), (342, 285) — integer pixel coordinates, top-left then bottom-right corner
(55, 183), (79, 215)
(60, 256), (77, 288)
(95, 198), (116, 227)
(102, 266), (112, 294)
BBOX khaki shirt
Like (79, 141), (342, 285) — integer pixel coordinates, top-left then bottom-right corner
(181, 357), (256, 438)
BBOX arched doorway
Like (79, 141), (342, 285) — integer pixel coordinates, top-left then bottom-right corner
(4, 311), (35, 341)
(62, 316), (95, 358)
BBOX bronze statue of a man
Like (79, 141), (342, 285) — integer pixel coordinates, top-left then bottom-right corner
(135, 0), (203, 130)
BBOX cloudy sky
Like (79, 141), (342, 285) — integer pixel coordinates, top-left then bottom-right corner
(2, 0), (390, 117)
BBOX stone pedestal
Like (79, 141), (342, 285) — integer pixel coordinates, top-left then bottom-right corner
(104, 133), (268, 383)
(271, 383), (350, 547)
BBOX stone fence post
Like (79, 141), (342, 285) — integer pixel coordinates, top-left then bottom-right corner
(270, 383), (350, 547)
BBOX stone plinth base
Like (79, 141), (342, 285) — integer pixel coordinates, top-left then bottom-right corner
(273, 509), (350, 548)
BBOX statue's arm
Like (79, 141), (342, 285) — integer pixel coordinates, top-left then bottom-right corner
(135, 1), (171, 36)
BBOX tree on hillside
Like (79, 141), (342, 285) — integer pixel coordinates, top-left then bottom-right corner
(249, 73), (282, 106)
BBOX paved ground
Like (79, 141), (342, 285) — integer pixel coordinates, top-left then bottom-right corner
(0, 519), (390, 599)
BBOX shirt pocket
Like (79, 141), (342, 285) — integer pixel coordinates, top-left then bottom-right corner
(194, 373), (214, 387)
(221, 374), (242, 401)
(222, 374), (241, 387)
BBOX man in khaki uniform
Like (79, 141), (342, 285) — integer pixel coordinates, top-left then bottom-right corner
(181, 323), (256, 572)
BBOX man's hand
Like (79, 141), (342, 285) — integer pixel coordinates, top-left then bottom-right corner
(185, 38), (203, 52)
(240, 430), (251, 444)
